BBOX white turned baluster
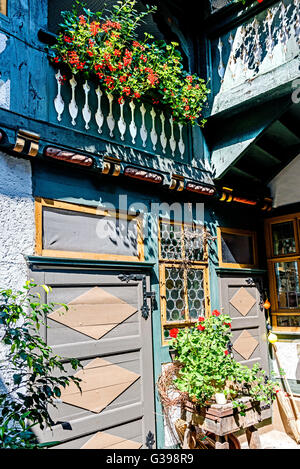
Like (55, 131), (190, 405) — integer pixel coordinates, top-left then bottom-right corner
(95, 86), (104, 134)
(82, 81), (91, 130)
(228, 32), (237, 80)
(150, 107), (157, 151)
(68, 75), (78, 126)
(169, 117), (176, 157)
(178, 124), (185, 158)
(107, 93), (115, 137)
(54, 70), (65, 121)
(140, 103), (147, 147)
(217, 38), (225, 83)
(118, 101), (126, 141)
(129, 100), (137, 144)
(160, 112), (167, 154)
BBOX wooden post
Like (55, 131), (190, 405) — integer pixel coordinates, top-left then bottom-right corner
(246, 425), (262, 449)
(215, 435), (229, 449)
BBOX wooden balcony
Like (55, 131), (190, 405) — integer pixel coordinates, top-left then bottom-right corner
(52, 70), (193, 164)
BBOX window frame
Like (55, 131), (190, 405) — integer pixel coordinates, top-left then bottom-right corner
(158, 218), (210, 346)
(217, 226), (258, 269)
(0, 0), (7, 16)
(35, 197), (144, 262)
(265, 213), (300, 332)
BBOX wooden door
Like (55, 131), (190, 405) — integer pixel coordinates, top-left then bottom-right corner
(32, 267), (156, 449)
(219, 273), (269, 374)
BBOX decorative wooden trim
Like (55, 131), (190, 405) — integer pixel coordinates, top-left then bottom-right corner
(217, 227), (258, 269)
(0, 1), (7, 15)
(13, 129), (40, 157)
(34, 198), (43, 256)
(34, 197), (144, 262)
(44, 146), (93, 167)
(124, 167), (163, 184)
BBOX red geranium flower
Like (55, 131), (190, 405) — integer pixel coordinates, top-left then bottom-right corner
(212, 310), (221, 317)
(198, 316), (205, 322)
(224, 322), (231, 328)
(169, 328), (179, 339)
(197, 325), (205, 332)
(224, 350), (229, 356)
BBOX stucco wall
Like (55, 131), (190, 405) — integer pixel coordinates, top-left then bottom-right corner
(0, 151), (34, 289)
(0, 151), (34, 392)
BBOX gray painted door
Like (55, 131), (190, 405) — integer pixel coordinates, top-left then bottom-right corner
(32, 267), (156, 449)
(218, 273), (269, 374)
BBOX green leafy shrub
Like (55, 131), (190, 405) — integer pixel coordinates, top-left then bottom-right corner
(0, 281), (81, 449)
(169, 310), (276, 413)
(50, 0), (210, 126)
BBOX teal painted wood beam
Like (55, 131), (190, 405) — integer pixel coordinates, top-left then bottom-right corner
(230, 166), (262, 183)
(215, 267), (267, 276)
(26, 255), (155, 270)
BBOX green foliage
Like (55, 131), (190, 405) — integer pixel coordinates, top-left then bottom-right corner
(170, 311), (276, 412)
(0, 281), (81, 449)
(50, 0), (210, 126)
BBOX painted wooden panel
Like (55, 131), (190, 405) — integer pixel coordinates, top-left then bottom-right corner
(219, 274), (269, 373)
(51, 419), (143, 450)
(31, 268), (155, 448)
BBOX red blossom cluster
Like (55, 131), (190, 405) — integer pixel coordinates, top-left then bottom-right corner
(90, 21), (100, 36)
(132, 41), (145, 50)
(102, 20), (122, 33)
(63, 35), (73, 43)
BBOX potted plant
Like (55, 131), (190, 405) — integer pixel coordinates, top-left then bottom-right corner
(162, 310), (276, 414)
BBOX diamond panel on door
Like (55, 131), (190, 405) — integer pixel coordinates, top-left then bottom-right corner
(229, 287), (256, 316)
(48, 286), (137, 339)
(232, 330), (259, 360)
(60, 357), (140, 413)
(81, 431), (142, 449)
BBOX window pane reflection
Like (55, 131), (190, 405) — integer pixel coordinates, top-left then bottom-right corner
(272, 222), (296, 256)
(275, 261), (300, 309)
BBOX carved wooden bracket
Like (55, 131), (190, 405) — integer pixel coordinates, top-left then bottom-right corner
(169, 174), (184, 191)
(44, 146), (93, 166)
(186, 182), (216, 196)
(124, 167), (163, 184)
(13, 129), (40, 157)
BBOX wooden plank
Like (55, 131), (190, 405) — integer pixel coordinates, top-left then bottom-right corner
(246, 425), (262, 449)
(81, 431), (142, 449)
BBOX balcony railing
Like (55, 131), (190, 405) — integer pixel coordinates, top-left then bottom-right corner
(52, 70), (192, 163)
(210, 0), (299, 111)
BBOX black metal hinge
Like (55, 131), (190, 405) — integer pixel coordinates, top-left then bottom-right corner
(118, 273), (156, 320)
(145, 431), (155, 449)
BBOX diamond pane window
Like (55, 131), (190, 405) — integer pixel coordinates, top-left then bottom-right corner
(159, 219), (209, 343)
(160, 222), (183, 260)
(184, 225), (205, 262)
(165, 267), (185, 322)
(187, 269), (205, 320)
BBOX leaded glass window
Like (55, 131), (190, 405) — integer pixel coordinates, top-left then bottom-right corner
(159, 219), (209, 343)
